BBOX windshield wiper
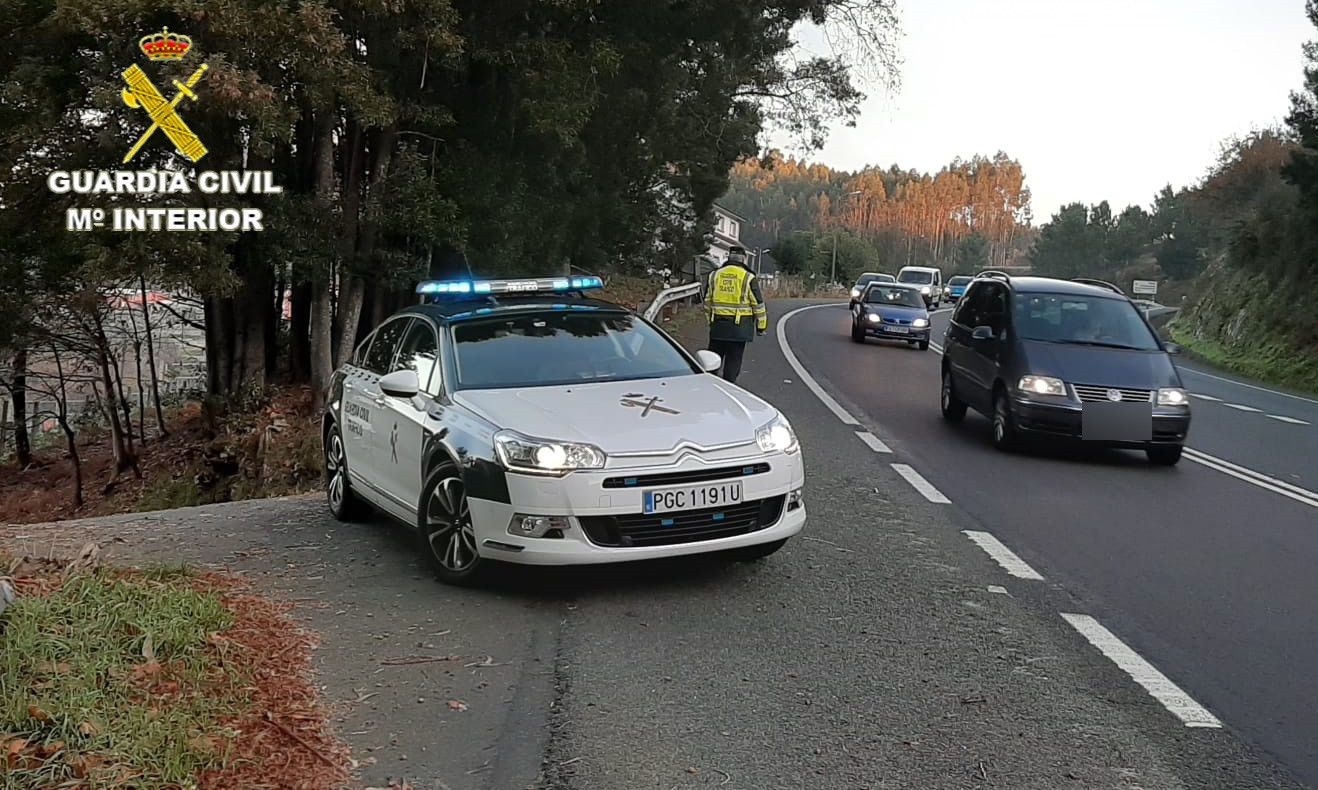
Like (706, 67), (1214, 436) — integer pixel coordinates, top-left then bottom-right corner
(1050, 339), (1144, 350)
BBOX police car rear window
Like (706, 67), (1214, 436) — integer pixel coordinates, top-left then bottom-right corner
(450, 312), (697, 390)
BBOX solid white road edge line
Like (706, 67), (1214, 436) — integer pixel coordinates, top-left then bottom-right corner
(962, 530), (1044, 580)
(1177, 365), (1318, 407)
(777, 304), (860, 426)
(891, 463), (951, 504)
(1268, 414), (1310, 425)
(1060, 613), (1223, 728)
(1182, 448), (1318, 507)
(855, 431), (892, 454)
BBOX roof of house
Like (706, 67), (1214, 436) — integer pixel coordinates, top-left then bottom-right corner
(711, 203), (747, 223)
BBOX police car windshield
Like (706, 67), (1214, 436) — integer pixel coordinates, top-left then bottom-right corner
(1013, 293), (1161, 351)
(865, 286), (924, 308)
(450, 311), (697, 390)
(897, 270), (934, 284)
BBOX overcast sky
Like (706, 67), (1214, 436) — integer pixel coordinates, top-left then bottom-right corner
(772, 0), (1313, 223)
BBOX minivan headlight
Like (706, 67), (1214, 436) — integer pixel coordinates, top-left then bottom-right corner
(1018, 375), (1066, 397)
(494, 430), (605, 475)
(1157, 387), (1189, 406)
(756, 415), (798, 454)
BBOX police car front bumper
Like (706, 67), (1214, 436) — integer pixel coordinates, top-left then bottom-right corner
(466, 450), (806, 565)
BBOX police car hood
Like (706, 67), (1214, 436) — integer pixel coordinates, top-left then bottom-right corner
(454, 376), (777, 453)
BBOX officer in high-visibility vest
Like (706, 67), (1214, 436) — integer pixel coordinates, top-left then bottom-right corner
(703, 246), (768, 384)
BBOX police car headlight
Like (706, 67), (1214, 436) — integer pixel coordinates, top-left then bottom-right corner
(913, 318), (929, 328)
(494, 430), (606, 475)
(756, 415), (798, 454)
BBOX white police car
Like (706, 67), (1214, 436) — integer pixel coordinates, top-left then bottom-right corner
(322, 276), (806, 585)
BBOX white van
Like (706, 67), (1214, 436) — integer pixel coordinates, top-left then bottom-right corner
(896, 266), (943, 308)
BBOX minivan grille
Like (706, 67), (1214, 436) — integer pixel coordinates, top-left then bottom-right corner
(1073, 384), (1153, 403)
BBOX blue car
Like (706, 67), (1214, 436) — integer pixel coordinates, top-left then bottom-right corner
(943, 275), (973, 302)
(850, 283), (931, 350)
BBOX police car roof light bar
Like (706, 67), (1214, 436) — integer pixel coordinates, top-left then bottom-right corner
(416, 276), (604, 300)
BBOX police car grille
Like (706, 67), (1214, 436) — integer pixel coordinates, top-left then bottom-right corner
(579, 496), (786, 548)
(1073, 384), (1153, 403)
(601, 463), (770, 489)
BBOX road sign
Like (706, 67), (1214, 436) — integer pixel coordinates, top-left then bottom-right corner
(1132, 280), (1158, 296)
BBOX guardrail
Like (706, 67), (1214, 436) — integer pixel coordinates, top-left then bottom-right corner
(643, 280), (702, 321)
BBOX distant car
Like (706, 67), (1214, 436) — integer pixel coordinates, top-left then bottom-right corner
(897, 266), (943, 309)
(939, 274), (1190, 465)
(850, 283), (931, 350)
(943, 275), (973, 303)
(849, 272), (896, 308)
(322, 275), (806, 585)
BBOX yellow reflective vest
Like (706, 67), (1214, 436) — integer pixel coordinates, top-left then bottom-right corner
(704, 263), (767, 342)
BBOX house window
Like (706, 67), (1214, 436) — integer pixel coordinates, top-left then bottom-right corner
(727, 220), (738, 239)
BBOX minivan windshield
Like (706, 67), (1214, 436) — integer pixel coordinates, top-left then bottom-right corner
(1013, 293), (1161, 351)
(948, 276), (972, 286)
(897, 270), (934, 285)
(865, 286), (925, 308)
(451, 311), (697, 389)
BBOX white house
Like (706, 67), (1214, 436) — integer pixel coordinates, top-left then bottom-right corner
(707, 203), (745, 265)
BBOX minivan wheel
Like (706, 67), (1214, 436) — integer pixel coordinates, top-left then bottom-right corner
(419, 461), (487, 586)
(991, 389), (1018, 450)
(325, 425), (367, 521)
(1147, 445), (1183, 466)
(941, 369), (967, 422)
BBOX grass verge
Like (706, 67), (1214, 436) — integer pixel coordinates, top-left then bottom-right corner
(0, 550), (350, 789)
(1170, 326), (1318, 395)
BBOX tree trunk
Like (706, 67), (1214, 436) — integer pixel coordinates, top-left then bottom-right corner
(234, 241), (273, 394)
(139, 275), (168, 437)
(10, 349), (31, 467)
(93, 315), (139, 479)
(51, 343), (83, 509)
(109, 345), (138, 459)
(309, 111), (338, 412)
(289, 282), (312, 381)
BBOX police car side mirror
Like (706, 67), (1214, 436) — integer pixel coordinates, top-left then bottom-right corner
(695, 350), (722, 373)
(380, 369), (420, 398)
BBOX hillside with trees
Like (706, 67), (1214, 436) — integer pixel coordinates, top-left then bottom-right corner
(0, 0), (900, 514)
(718, 151), (1035, 282)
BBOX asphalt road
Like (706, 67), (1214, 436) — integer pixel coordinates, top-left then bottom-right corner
(782, 299), (1318, 787)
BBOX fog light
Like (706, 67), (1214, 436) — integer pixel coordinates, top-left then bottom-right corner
(508, 514), (569, 538)
(787, 488), (803, 511)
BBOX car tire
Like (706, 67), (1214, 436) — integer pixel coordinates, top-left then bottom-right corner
(325, 424), (368, 521)
(941, 368), (967, 422)
(851, 323), (865, 343)
(991, 388), (1019, 450)
(418, 460), (487, 586)
(728, 538), (789, 562)
(918, 340), (930, 351)
(1147, 445), (1183, 466)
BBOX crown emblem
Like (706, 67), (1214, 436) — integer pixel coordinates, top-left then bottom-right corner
(138, 27), (192, 61)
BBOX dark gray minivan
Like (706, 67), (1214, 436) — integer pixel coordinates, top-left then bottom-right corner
(939, 274), (1191, 465)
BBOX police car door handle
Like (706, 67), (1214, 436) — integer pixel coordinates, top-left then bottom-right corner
(373, 396), (386, 407)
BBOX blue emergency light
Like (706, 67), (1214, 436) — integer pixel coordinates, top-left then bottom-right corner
(416, 275), (603, 297)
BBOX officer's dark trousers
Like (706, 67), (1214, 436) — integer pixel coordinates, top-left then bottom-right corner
(708, 338), (747, 384)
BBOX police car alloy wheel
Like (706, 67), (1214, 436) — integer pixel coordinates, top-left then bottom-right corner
(420, 461), (484, 584)
(325, 425), (367, 521)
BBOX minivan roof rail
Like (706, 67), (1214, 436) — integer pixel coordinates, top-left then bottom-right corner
(1071, 278), (1125, 295)
(975, 270), (1011, 282)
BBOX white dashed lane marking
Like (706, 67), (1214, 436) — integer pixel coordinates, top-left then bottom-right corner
(1224, 403), (1263, 413)
(1190, 393), (1221, 402)
(1268, 415), (1310, 425)
(962, 531), (1044, 580)
(855, 431), (892, 454)
(891, 463), (951, 504)
(1061, 613), (1223, 728)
